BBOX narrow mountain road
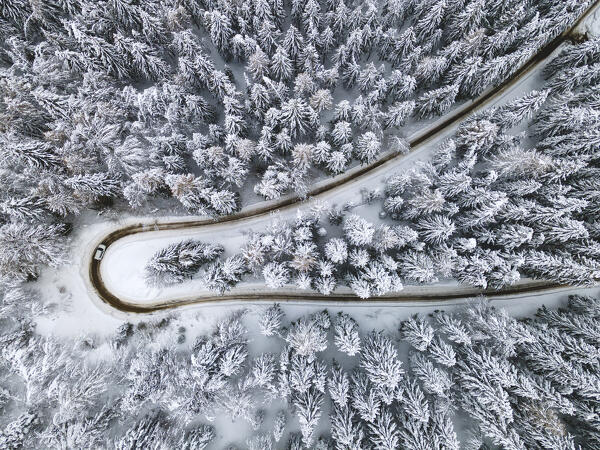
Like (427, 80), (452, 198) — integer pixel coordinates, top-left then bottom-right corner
(89, 1), (600, 314)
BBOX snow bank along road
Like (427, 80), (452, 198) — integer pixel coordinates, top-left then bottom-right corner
(88, 1), (600, 314)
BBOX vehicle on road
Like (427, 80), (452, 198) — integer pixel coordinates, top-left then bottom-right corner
(94, 244), (107, 261)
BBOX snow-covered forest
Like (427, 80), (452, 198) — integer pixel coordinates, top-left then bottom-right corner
(2, 0), (600, 448)
(145, 35), (600, 297)
(3, 296), (600, 449)
(0, 0), (591, 288)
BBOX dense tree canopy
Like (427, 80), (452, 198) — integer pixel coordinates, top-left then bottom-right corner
(0, 0), (591, 287)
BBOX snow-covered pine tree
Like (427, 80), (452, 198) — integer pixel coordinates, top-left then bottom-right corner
(544, 37), (600, 79)
(293, 387), (324, 446)
(334, 312), (361, 356)
(259, 303), (285, 336)
(344, 215), (375, 247)
(400, 315), (435, 351)
(145, 240), (224, 286)
(272, 410), (287, 442)
(360, 332), (404, 403)
(0, 412), (39, 449)
(285, 315), (328, 359)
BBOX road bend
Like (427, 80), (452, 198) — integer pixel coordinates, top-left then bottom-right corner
(89, 1), (600, 314)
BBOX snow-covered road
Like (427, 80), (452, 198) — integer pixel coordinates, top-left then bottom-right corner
(96, 53), (556, 306)
(85, 1), (600, 312)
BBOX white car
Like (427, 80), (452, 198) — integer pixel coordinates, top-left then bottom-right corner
(94, 244), (107, 261)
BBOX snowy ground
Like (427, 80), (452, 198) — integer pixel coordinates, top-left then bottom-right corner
(577, 3), (600, 37)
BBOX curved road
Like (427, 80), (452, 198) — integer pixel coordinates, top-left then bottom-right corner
(89, 1), (599, 314)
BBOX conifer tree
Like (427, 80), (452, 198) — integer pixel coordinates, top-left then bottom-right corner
(334, 313), (361, 356)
